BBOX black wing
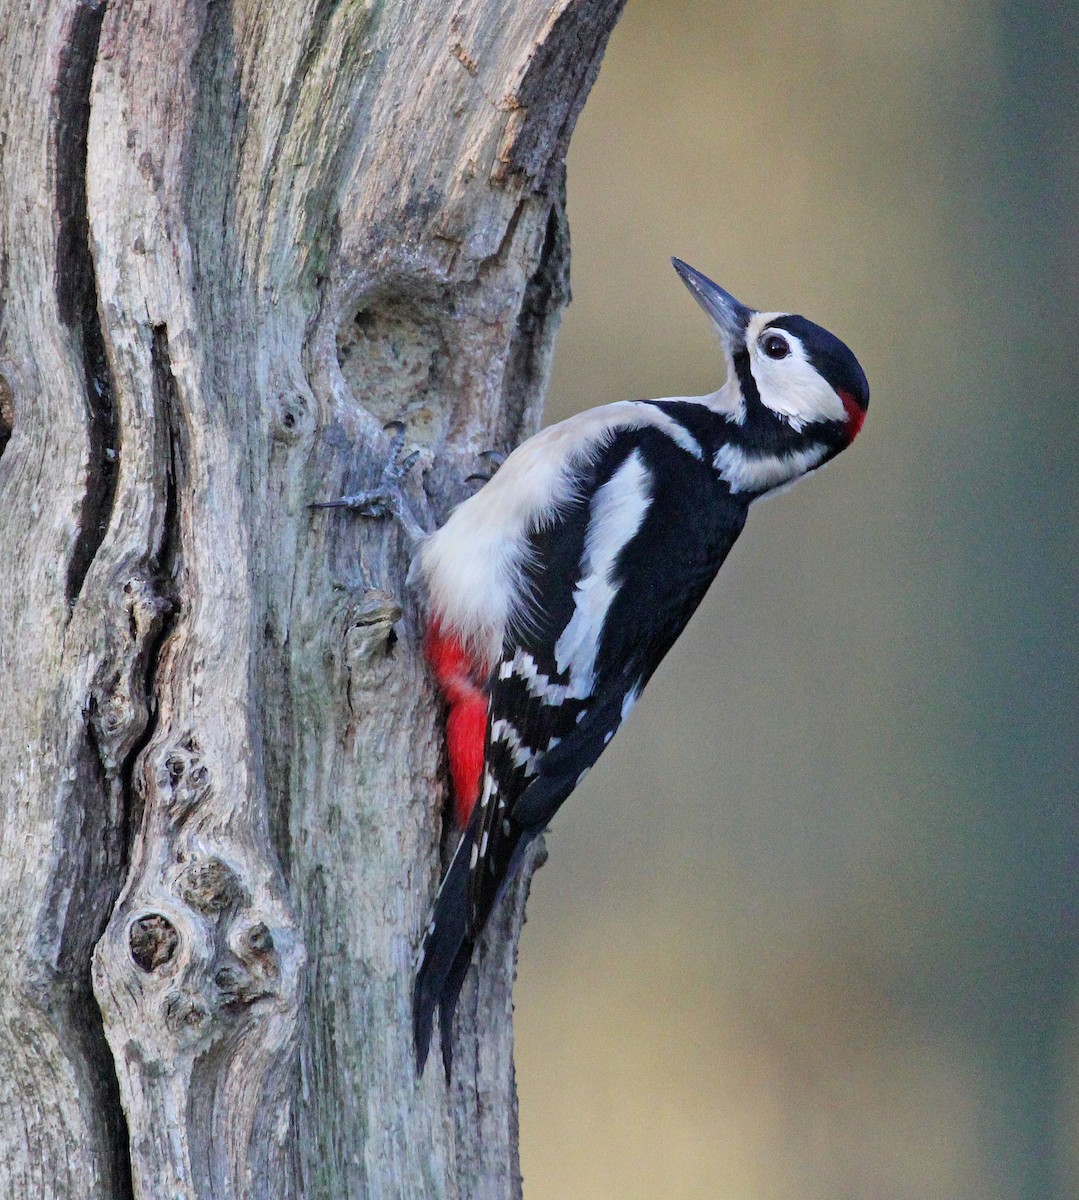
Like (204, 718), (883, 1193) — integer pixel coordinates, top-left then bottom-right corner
(472, 423), (748, 906)
(415, 420), (748, 1074)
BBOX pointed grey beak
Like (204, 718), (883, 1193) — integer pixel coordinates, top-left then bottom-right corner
(671, 258), (753, 345)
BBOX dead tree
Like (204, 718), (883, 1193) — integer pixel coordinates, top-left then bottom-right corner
(0, 1), (625, 1196)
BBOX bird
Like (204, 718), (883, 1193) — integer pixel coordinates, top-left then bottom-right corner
(410, 258), (869, 1075)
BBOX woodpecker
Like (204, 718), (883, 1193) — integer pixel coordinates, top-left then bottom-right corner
(411, 258), (868, 1075)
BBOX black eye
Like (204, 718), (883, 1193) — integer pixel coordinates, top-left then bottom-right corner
(760, 333), (790, 360)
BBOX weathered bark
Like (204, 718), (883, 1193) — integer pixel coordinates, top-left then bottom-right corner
(0, 2), (624, 1197)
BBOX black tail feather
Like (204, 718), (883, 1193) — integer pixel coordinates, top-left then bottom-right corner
(413, 833), (473, 1075)
(414, 806), (539, 1076)
(437, 943), (474, 1080)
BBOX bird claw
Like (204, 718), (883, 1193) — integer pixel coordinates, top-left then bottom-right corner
(314, 489), (388, 518)
(313, 485), (427, 544)
(465, 448), (506, 487)
(312, 421), (428, 542)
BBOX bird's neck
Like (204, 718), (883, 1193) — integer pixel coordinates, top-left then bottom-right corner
(670, 380), (840, 498)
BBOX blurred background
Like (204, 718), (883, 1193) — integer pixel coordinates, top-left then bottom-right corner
(513, 1), (1079, 1197)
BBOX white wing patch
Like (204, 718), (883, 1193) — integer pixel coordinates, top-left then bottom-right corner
(713, 442), (828, 495)
(554, 450), (653, 697)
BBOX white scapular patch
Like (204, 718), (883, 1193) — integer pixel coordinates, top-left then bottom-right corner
(489, 717), (539, 775)
(746, 312), (847, 428)
(413, 396), (726, 667)
(554, 450), (653, 697)
(713, 442), (828, 495)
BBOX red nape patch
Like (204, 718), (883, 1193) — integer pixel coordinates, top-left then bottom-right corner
(425, 620), (490, 828)
(838, 389), (866, 441)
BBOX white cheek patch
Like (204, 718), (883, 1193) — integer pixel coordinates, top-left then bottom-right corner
(714, 442), (828, 494)
(747, 313), (847, 428)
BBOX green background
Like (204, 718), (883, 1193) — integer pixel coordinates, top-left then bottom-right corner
(514, 2), (1079, 1196)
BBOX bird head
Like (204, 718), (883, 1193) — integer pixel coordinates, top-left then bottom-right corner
(672, 258), (868, 484)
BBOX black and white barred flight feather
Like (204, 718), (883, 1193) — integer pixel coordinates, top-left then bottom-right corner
(412, 259), (869, 1075)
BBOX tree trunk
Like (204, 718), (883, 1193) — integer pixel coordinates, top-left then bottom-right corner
(0, 2), (624, 1197)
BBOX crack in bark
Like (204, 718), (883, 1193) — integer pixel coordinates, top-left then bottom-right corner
(71, 987), (137, 1200)
(115, 597), (177, 864)
(59, 693), (138, 1200)
(0, 367), (13, 462)
(86, 326), (188, 870)
(78, 327), (187, 1200)
(498, 194), (571, 448)
(56, 0), (119, 606)
(113, 325), (187, 845)
(67, 328), (189, 1200)
(150, 325), (185, 584)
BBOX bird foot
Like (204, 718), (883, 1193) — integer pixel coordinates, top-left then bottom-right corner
(313, 421), (428, 543)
